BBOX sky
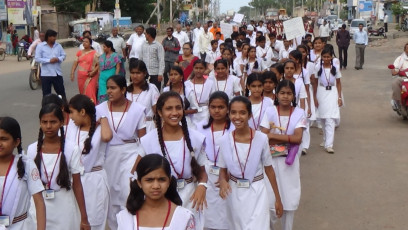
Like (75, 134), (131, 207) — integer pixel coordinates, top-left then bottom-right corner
(220, 0), (251, 14)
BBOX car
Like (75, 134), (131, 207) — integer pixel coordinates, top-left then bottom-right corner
(349, 19), (367, 36)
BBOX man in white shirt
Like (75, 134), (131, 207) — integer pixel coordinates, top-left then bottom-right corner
(391, 43), (408, 111)
(384, 13), (389, 32)
(173, 24), (190, 54)
(256, 35), (271, 69)
(33, 27), (39, 40)
(192, 22), (204, 56)
(256, 20), (267, 35)
(27, 31), (45, 58)
(126, 25), (145, 59)
(205, 40), (221, 73)
(319, 20), (330, 41)
(279, 38), (293, 61)
(79, 30), (103, 55)
(199, 24), (213, 60)
(246, 25), (256, 47)
(107, 27), (127, 58)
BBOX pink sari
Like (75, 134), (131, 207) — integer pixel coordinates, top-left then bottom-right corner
(76, 50), (99, 103)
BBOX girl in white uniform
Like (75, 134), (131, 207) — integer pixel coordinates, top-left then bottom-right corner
(234, 43), (249, 79)
(117, 154), (195, 230)
(218, 96), (283, 230)
(310, 37), (324, 63)
(283, 60), (307, 111)
(0, 117), (45, 230)
(95, 75), (146, 230)
(312, 48), (343, 153)
(164, 66), (198, 129)
(136, 91), (208, 230)
(68, 94), (112, 230)
(27, 103), (90, 230)
(243, 47), (264, 90)
(262, 71), (279, 101)
(126, 59), (160, 132)
(222, 48), (241, 77)
(213, 59), (242, 99)
(245, 73), (274, 130)
(196, 91), (234, 230)
(185, 59), (216, 125)
(260, 80), (307, 230)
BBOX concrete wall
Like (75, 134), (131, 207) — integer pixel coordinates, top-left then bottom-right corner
(41, 12), (75, 39)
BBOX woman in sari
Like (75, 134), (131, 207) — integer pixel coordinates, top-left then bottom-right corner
(175, 42), (199, 80)
(70, 37), (100, 103)
(98, 40), (121, 103)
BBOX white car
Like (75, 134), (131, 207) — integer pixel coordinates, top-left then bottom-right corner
(349, 19), (367, 36)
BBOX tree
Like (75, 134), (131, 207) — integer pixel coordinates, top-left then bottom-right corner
(51, 0), (93, 16)
(391, 2), (407, 24)
(249, 0), (276, 16)
(100, 0), (156, 23)
(238, 6), (255, 18)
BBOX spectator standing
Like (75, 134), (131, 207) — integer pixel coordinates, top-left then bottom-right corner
(384, 13), (389, 32)
(319, 20), (330, 41)
(127, 25), (145, 59)
(209, 22), (224, 40)
(257, 20), (267, 34)
(173, 24), (190, 54)
(33, 26), (40, 40)
(107, 27), (127, 76)
(28, 31), (45, 57)
(12, 30), (18, 55)
(140, 27), (165, 91)
(199, 24), (214, 60)
(246, 25), (256, 46)
(390, 43), (408, 111)
(353, 23), (368, 70)
(162, 27), (181, 87)
(193, 22), (204, 56)
(79, 30), (103, 55)
(186, 24), (194, 44)
(5, 30), (12, 55)
(336, 24), (350, 70)
(35, 29), (67, 101)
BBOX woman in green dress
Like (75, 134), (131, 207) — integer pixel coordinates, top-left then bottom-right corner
(98, 40), (121, 103)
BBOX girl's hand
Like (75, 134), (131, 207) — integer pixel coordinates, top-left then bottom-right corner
(190, 185), (207, 211)
(307, 108), (312, 118)
(314, 98), (319, 109)
(219, 180), (231, 200)
(80, 220), (91, 230)
(338, 98), (343, 107)
(275, 200), (283, 218)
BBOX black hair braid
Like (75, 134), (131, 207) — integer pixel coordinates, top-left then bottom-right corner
(202, 116), (214, 129)
(126, 179), (146, 214)
(182, 83), (191, 110)
(245, 87), (250, 97)
(180, 116), (201, 179)
(34, 129), (44, 181)
(17, 142), (25, 179)
(83, 114), (96, 155)
(57, 127), (71, 190)
(245, 63), (249, 72)
(292, 95), (298, 107)
(165, 176), (183, 205)
(317, 58), (323, 77)
(274, 92), (279, 106)
(254, 60), (259, 70)
(330, 59), (337, 76)
(155, 115), (167, 157)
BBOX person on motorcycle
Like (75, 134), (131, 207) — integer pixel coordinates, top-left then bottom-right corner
(28, 31), (45, 58)
(391, 43), (408, 111)
(79, 30), (103, 55)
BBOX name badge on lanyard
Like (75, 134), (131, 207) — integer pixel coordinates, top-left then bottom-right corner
(177, 179), (185, 189)
(209, 165), (220, 176)
(237, 179), (250, 188)
(326, 86), (332, 90)
(0, 216), (10, 226)
(43, 189), (55, 200)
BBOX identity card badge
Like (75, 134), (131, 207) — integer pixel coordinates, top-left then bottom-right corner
(43, 189), (55, 200)
(237, 179), (250, 188)
(0, 216), (10, 226)
(209, 165), (220, 175)
(177, 179), (185, 189)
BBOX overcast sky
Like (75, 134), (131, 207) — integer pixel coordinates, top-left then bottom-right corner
(220, 0), (251, 14)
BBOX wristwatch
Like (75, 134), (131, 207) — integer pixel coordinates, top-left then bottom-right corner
(198, 182), (208, 189)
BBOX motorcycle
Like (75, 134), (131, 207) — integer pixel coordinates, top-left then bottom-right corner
(70, 32), (83, 47)
(29, 56), (41, 90)
(95, 32), (109, 43)
(368, 26), (387, 38)
(388, 64), (408, 119)
(17, 41), (31, 62)
(401, 19), (408, 32)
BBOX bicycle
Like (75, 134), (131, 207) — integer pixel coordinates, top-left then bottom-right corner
(29, 57), (41, 90)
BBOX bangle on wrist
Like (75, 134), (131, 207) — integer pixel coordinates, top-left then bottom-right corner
(198, 182), (208, 189)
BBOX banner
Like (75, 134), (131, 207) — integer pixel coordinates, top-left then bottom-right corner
(220, 22), (233, 39)
(233, 13), (244, 23)
(0, 0), (6, 21)
(283, 17), (305, 41)
(7, 0), (33, 25)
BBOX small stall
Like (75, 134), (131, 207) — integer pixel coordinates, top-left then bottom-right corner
(69, 18), (99, 36)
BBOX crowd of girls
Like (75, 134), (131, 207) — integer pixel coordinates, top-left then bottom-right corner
(2, 33), (344, 230)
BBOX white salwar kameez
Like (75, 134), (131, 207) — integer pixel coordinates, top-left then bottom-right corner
(185, 78), (216, 125)
(210, 75), (242, 99)
(249, 97), (274, 130)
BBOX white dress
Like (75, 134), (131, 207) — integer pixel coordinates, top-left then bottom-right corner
(314, 65), (342, 119)
(211, 75), (242, 99)
(126, 83), (160, 132)
(218, 131), (273, 230)
(0, 155), (44, 230)
(27, 141), (83, 230)
(116, 206), (196, 230)
(249, 97), (274, 130)
(185, 78), (216, 125)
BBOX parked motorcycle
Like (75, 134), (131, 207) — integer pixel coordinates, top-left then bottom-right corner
(401, 19), (408, 32)
(388, 64), (408, 119)
(95, 33), (109, 43)
(17, 41), (31, 62)
(368, 26), (387, 38)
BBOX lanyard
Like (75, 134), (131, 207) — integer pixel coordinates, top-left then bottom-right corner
(323, 67), (332, 87)
(41, 149), (62, 189)
(251, 97), (264, 130)
(132, 91), (143, 102)
(211, 122), (227, 166)
(193, 78), (205, 105)
(0, 157), (15, 215)
(164, 138), (186, 179)
(216, 77), (228, 92)
(110, 100), (129, 133)
(232, 129), (253, 179)
(277, 106), (293, 135)
(136, 200), (171, 230)
(64, 117), (70, 138)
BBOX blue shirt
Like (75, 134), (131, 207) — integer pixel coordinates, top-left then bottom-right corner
(353, 30), (368, 45)
(35, 42), (66, 77)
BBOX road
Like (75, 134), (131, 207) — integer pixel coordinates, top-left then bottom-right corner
(0, 36), (407, 230)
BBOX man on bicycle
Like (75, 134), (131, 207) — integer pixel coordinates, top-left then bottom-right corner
(28, 31), (45, 58)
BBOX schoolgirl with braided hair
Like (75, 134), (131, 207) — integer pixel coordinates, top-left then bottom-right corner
(0, 117), (46, 230)
(213, 59), (242, 99)
(283, 60), (307, 111)
(136, 91), (208, 230)
(196, 91), (234, 230)
(27, 103), (90, 230)
(68, 94), (112, 230)
(312, 47), (343, 154)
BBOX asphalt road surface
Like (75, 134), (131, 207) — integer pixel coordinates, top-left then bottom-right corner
(0, 37), (407, 230)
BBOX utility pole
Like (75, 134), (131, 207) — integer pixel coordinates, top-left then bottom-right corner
(157, 0), (161, 29)
(170, 0), (173, 25)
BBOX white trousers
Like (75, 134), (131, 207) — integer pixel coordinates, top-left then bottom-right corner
(270, 210), (296, 230)
(302, 119), (311, 150)
(322, 118), (336, 148)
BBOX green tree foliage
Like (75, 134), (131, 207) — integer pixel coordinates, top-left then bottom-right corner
(100, 0), (156, 23)
(249, 0), (278, 15)
(51, 0), (92, 16)
(238, 6), (255, 18)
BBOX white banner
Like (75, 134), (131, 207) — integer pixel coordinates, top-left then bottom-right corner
(283, 17), (305, 41)
(220, 22), (233, 39)
(233, 13), (244, 23)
